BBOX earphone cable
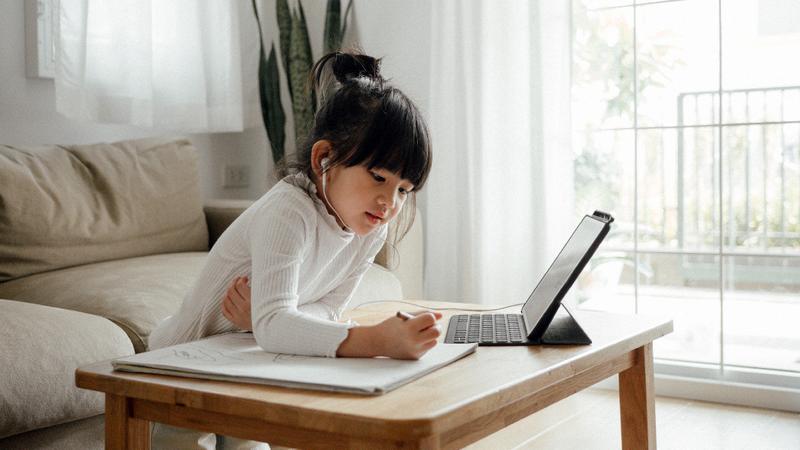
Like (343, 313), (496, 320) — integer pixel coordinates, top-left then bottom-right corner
(351, 299), (525, 312)
(321, 159), (352, 232)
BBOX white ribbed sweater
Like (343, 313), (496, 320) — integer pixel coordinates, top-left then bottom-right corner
(148, 172), (387, 357)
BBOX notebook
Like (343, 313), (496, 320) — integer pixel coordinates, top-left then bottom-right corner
(113, 332), (477, 395)
(444, 210), (614, 346)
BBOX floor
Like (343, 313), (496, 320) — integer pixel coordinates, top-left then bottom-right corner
(466, 387), (800, 450)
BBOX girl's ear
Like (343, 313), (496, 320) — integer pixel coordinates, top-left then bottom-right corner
(310, 140), (334, 176)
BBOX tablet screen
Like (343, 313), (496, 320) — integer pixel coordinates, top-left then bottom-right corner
(521, 215), (606, 330)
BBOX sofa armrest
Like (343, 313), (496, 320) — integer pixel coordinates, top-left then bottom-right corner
(0, 300), (133, 439)
(204, 199), (254, 248)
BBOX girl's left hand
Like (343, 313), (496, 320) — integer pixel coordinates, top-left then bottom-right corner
(221, 276), (253, 331)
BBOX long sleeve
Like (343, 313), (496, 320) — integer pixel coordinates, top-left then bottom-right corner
(298, 262), (368, 321)
(148, 173), (383, 354)
(246, 197), (350, 357)
(309, 227), (388, 320)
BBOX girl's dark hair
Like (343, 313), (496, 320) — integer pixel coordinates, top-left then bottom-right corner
(280, 50), (433, 254)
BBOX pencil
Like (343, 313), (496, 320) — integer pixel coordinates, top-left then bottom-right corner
(396, 311), (414, 321)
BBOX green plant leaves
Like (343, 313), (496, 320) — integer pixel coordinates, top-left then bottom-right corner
(276, 0), (293, 101)
(324, 0), (341, 54)
(263, 44), (286, 164)
(254, 0), (354, 165)
(253, 0), (285, 165)
(289, 2), (316, 146)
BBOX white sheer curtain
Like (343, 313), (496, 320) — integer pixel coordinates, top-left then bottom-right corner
(423, 0), (573, 305)
(55, 0), (258, 132)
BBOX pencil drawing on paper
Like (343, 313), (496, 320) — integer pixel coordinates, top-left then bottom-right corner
(160, 346), (245, 363)
(272, 353), (311, 363)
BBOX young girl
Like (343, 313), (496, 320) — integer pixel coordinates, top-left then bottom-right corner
(151, 50), (437, 356)
(148, 50), (439, 449)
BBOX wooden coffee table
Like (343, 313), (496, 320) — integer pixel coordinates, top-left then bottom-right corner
(76, 300), (672, 449)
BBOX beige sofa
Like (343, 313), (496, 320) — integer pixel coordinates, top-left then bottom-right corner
(0, 137), (420, 448)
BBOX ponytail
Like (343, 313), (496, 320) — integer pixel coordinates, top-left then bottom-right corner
(310, 51), (384, 90)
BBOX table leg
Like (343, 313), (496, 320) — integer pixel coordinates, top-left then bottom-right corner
(618, 343), (656, 450)
(105, 394), (151, 450)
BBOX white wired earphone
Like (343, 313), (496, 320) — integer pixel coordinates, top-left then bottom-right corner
(320, 157), (351, 232)
(352, 299), (525, 313)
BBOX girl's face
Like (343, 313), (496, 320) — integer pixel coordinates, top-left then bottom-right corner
(322, 164), (414, 235)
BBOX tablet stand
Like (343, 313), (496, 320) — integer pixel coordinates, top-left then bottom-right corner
(533, 303), (592, 345)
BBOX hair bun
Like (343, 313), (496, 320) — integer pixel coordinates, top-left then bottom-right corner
(331, 52), (383, 84)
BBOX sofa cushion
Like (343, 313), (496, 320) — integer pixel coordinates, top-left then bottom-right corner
(0, 300), (133, 440)
(0, 137), (208, 282)
(0, 252), (208, 353)
(0, 252), (399, 354)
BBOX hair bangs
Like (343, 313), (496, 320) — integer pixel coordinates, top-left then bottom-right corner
(341, 89), (431, 189)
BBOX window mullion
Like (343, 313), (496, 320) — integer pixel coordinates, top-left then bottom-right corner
(718, 0), (725, 373)
(633, 3), (639, 315)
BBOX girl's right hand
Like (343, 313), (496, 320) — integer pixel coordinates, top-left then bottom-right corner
(221, 276), (253, 332)
(375, 311), (443, 360)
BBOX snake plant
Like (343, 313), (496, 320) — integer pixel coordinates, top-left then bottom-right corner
(276, 0), (293, 101)
(253, 0), (285, 165)
(324, 0), (353, 54)
(288, 2), (315, 146)
(254, 0), (352, 165)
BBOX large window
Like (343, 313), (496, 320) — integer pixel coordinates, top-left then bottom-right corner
(571, 0), (800, 388)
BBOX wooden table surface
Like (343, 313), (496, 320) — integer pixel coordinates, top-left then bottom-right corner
(76, 300), (672, 449)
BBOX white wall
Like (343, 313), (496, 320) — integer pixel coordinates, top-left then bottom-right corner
(0, 0), (432, 201)
(346, 0), (433, 120)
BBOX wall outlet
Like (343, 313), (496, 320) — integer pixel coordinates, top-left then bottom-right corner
(222, 164), (250, 188)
